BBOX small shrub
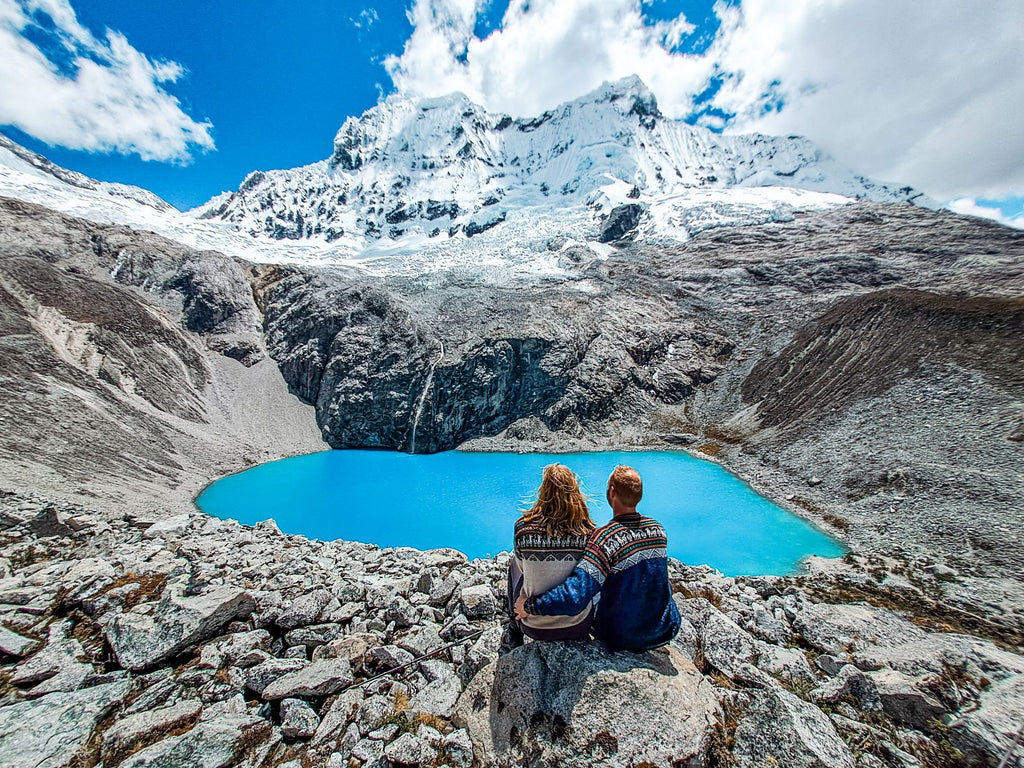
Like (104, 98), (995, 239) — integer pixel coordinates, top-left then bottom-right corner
(673, 583), (723, 609)
(414, 712), (451, 733)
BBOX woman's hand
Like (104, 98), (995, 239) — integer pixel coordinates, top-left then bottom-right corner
(514, 594), (530, 620)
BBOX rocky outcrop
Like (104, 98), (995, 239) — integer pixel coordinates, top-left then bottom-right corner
(0, 680), (130, 768)
(733, 683), (855, 768)
(599, 203), (644, 242)
(455, 642), (718, 767)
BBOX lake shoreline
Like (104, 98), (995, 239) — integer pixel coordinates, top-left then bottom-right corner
(195, 448), (845, 577)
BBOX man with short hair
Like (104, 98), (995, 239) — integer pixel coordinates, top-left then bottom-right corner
(514, 465), (681, 652)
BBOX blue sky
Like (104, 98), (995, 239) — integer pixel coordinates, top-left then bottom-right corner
(1, 0), (1022, 225)
(3, 0), (415, 208)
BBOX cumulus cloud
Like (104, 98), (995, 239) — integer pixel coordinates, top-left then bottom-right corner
(0, 0), (214, 162)
(384, 0), (711, 119)
(948, 198), (1024, 230)
(384, 0), (1024, 203)
(707, 0), (1024, 200)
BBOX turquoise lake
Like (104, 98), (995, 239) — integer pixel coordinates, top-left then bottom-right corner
(196, 450), (844, 576)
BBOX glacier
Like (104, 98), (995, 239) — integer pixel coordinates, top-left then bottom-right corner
(0, 76), (933, 279)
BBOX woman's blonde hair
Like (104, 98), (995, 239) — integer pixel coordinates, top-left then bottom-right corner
(522, 463), (595, 538)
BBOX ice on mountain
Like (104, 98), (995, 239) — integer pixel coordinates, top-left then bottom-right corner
(0, 75), (937, 279)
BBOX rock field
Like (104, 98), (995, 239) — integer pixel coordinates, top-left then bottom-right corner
(2, 491), (1023, 767)
(1, 193), (1023, 766)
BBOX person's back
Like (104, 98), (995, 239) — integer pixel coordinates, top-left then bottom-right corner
(506, 463), (595, 645)
(516, 465), (680, 653)
(581, 511), (679, 651)
(513, 515), (591, 634)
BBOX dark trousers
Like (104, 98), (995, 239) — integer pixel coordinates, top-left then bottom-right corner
(506, 557), (593, 641)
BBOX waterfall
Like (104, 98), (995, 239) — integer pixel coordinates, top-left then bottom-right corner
(409, 340), (444, 454)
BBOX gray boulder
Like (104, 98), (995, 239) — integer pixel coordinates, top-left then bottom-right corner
(244, 657), (306, 696)
(24, 660), (92, 698)
(0, 680), (129, 768)
(116, 712), (278, 768)
(408, 675), (463, 718)
(261, 658), (354, 700)
(385, 732), (436, 765)
(733, 685), (855, 768)
(442, 728), (474, 768)
(454, 642), (717, 767)
(313, 632), (377, 664)
(312, 688), (365, 746)
(699, 609), (760, 676)
(459, 584), (498, 619)
(10, 620), (85, 685)
(811, 664), (883, 711)
(383, 596), (419, 628)
(369, 644), (415, 669)
(101, 700), (203, 765)
(949, 673), (1024, 766)
(280, 698), (320, 740)
(0, 624), (39, 656)
(105, 586), (256, 669)
(284, 623), (343, 650)
(792, 602), (927, 655)
(868, 668), (947, 729)
(275, 588), (335, 629)
(756, 644), (817, 687)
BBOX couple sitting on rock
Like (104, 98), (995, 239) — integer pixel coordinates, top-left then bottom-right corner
(506, 463), (681, 653)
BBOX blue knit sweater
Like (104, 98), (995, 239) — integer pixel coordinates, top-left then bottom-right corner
(524, 512), (680, 652)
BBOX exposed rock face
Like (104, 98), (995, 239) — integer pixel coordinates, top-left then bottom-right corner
(260, 262), (733, 453)
(599, 203), (644, 242)
(101, 700), (204, 765)
(733, 684), (855, 768)
(0, 197), (325, 510)
(106, 586), (256, 669)
(454, 642), (718, 767)
(0, 680), (130, 768)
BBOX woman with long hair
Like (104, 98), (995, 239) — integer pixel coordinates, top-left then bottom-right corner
(504, 463), (596, 649)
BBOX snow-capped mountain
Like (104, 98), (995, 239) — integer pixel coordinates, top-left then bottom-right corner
(194, 76), (930, 245)
(0, 76), (933, 277)
(0, 133), (174, 214)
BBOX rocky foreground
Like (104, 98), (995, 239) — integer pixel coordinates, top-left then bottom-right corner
(1, 490), (1022, 768)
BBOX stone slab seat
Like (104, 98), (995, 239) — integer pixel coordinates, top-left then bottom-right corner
(453, 641), (719, 768)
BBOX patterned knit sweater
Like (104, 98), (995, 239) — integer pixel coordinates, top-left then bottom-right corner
(513, 516), (593, 631)
(524, 512), (681, 652)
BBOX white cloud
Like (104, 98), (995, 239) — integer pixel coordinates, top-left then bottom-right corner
(384, 0), (710, 119)
(948, 198), (1024, 230)
(384, 0), (1024, 203)
(0, 0), (213, 162)
(352, 8), (379, 30)
(708, 0), (1024, 200)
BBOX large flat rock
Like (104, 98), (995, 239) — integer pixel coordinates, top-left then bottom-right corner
(105, 586), (256, 670)
(0, 680), (130, 768)
(454, 642), (718, 767)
